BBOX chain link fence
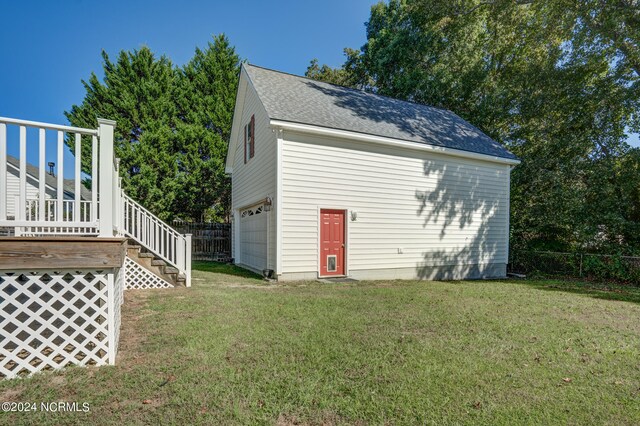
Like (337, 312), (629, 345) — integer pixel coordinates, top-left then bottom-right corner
(509, 250), (640, 285)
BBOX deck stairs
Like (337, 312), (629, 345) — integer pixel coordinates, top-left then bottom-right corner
(126, 242), (186, 287)
(0, 116), (192, 289)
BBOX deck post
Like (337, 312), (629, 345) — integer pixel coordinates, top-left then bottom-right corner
(112, 159), (120, 235)
(0, 123), (6, 221)
(185, 234), (192, 287)
(98, 118), (116, 237)
(106, 271), (116, 364)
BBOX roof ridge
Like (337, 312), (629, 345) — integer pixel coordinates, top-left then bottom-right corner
(243, 62), (361, 91)
(242, 63), (518, 161)
(243, 62), (451, 114)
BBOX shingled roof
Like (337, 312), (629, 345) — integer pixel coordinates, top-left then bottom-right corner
(244, 64), (517, 161)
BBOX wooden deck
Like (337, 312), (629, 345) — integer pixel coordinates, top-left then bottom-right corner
(0, 236), (127, 269)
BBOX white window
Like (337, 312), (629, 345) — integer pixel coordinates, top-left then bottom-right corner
(244, 115), (255, 163)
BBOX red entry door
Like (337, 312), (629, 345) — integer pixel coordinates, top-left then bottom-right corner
(320, 209), (345, 276)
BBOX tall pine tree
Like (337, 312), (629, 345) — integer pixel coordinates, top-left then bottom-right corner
(174, 36), (239, 221)
(65, 35), (240, 222)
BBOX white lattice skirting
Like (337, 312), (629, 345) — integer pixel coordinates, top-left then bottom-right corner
(124, 257), (174, 290)
(0, 268), (123, 379)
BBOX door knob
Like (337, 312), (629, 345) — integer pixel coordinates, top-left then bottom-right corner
(341, 244), (345, 248)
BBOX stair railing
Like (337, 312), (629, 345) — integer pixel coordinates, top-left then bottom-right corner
(121, 192), (191, 286)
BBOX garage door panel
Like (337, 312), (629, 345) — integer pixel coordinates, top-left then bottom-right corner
(240, 204), (267, 271)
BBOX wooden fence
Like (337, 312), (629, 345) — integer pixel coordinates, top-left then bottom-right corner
(171, 221), (231, 261)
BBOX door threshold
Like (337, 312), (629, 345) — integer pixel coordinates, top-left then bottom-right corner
(317, 276), (359, 283)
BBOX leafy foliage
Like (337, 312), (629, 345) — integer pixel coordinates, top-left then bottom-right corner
(308, 0), (640, 254)
(65, 35), (240, 221)
(511, 249), (640, 285)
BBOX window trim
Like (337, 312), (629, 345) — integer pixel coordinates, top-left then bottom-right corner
(249, 115), (255, 159)
(244, 122), (247, 164)
(244, 114), (255, 164)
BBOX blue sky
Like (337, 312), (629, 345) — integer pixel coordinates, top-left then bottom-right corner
(0, 0), (372, 175)
(0, 0), (372, 124)
(0, 0), (637, 176)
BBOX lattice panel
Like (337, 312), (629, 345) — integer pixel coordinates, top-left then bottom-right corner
(124, 257), (174, 290)
(0, 269), (114, 379)
(112, 266), (124, 360)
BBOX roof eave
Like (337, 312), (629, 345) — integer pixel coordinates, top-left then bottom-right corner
(269, 119), (521, 166)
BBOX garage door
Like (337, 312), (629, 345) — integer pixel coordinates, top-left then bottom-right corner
(239, 204), (267, 271)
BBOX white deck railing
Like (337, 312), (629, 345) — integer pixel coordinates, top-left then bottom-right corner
(0, 117), (113, 235)
(15, 197), (97, 236)
(0, 116), (191, 286)
(23, 198), (94, 222)
(122, 193), (191, 286)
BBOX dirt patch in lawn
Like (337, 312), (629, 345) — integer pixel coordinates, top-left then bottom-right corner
(116, 290), (158, 367)
(0, 385), (25, 401)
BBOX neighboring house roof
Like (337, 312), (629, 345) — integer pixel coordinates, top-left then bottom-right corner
(243, 63), (518, 161)
(6, 155), (92, 200)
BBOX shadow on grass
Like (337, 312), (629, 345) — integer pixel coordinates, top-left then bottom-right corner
(512, 278), (640, 305)
(192, 261), (263, 280)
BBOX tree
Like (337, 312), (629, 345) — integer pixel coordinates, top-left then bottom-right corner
(174, 35), (239, 221)
(307, 0), (640, 254)
(65, 35), (240, 222)
(306, 49), (366, 89)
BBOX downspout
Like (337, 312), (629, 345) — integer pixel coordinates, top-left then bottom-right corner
(275, 128), (284, 277)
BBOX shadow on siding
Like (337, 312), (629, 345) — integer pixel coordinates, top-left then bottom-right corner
(302, 81), (508, 280)
(414, 160), (504, 279)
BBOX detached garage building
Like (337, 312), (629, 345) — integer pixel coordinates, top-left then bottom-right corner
(225, 64), (520, 281)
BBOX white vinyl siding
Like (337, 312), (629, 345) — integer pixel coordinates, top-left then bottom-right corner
(230, 74), (276, 270)
(280, 131), (510, 275)
(5, 166), (57, 217)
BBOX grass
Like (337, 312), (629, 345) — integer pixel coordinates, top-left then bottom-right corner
(1, 261), (640, 425)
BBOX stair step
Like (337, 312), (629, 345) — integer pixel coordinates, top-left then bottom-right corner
(126, 238), (184, 287)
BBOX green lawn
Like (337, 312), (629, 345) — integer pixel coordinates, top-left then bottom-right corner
(2, 262), (640, 425)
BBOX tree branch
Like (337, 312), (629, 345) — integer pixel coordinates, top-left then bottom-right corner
(452, 0), (534, 16)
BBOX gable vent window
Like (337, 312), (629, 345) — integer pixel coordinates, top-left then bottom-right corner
(240, 205), (264, 217)
(244, 114), (255, 163)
